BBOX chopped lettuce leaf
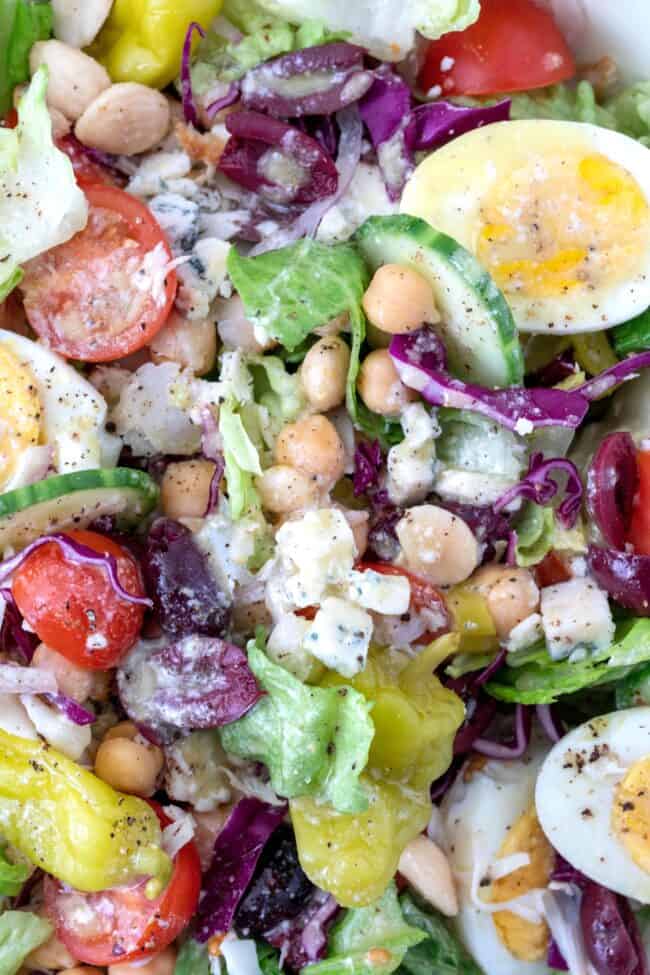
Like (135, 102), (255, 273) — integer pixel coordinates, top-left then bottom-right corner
(0, 65), (87, 300)
(0, 0), (53, 114)
(220, 637), (374, 813)
(257, 943), (283, 975)
(514, 503), (555, 568)
(487, 619), (650, 705)
(250, 0), (480, 61)
(220, 399), (263, 520)
(227, 239), (369, 352)
(346, 303), (403, 448)
(0, 845), (30, 896)
(249, 354), (306, 439)
(174, 939), (211, 975)
(397, 892), (482, 975)
(612, 306), (650, 357)
(306, 883), (425, 975)
(0, 910), (52, 975)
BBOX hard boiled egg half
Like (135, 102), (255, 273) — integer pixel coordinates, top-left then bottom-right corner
(440, 744), (554, 975)
(401, 120), (650, 333)
(536, 706), (650, 903)
(0, 328), (120, 493)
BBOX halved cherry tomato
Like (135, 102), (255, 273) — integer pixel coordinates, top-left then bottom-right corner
(12, 529), (145, 669)
(355, 560), (450, 640)
(45, 803), (201, 965)
(20, 184), (177, 362)
(628, 451), (650, 555)
(534, 550), (572, 588)
(1, 109), (17, 128)
(420, 0), (575, 96)
(56, 134), (117, 188)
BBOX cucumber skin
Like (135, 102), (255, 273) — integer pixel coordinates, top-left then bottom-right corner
(0, 468), (159, 520)
(354, 214), (524, 387)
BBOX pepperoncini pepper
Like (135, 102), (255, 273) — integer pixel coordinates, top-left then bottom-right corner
(90, 0), (223, 89)
(291, 636), (464, 907)
(447, 585), (500, 655)
(0, 730), (172, 894)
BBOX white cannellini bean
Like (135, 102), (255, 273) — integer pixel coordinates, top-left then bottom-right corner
(14, 83), (71, 137)
(469, 565), (540, 639)
(396, 504), (480, 586)
(75, 83), (171, 156)
(52, 0), (113, 48)
(398, 835), (458, 917)
(29, 40), (111, 122)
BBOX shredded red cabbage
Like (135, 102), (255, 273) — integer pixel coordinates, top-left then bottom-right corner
(43, 692), (95, 726)
(390, 330), (589, 432)
(493, 451), (583, 528)
(588, 545), (650, 615)
(439, 498), (513, 563)
(196, 797), (287, 942)
(473, 703), (532, 760)
(535, 704), (564, 744)
(506, 530), (517, 566)
(181, 21), (206, 127)
(547, 939), (569, 972)
(220, 111), (338, 205)
(353, 439), (383, 496)
(577, 350), (650, 401)
(358, 68), (413, 200)
(266, 890), (339, 970)
(241, 43), (372, 118)
(0, 534), (151, 608)
(206, 81), (240, 119)
(0, 589), (37, 663)
(527, 348), (578, 388)
(200, 407), (225, 516)
(587, 433), (638, 550)
(408, 98), (511, 152)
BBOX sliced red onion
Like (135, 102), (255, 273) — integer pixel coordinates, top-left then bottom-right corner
(206, 81), (240, 119)
(241, 43), (372, 118)
(506, 530), (517, 566)
(577, 350), (650, 401)
(587, 433), (638, 549)
(43, 692), (95, 725)
(493, 452), (583, 528)
(453, 697), (498, 755)
(408, 98), (511, 152)
(181, 21), (206, 127)
(587, 545), (650, 615)
(475, 646), (508, 686)
(0, 534), (151, 608)
(535, 704), (564, 744)
(390, 331), (589, 433)
(220, 111), (338, 206)
(266, 889), (339, 969)
(473, 704), (531, 759)
(0, 664), (56, 695)
(199, 407), (225, 516)
(547, 939), (569, 972)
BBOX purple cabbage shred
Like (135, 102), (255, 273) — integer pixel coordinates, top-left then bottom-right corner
(493, 451), (584, 529)
(353, 439), (383, 496)
(181, 22), (206, 127)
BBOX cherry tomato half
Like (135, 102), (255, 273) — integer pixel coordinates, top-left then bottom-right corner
(56, 134), (117, 188)
(12, 530), (145, 669)
(420, 0), (575, 96)
(45, 803), (201, 965)
(20, 184), (177, 362)
(355, 560), (450, 640)
(628, 451), (650, 555)
(534, 550), (572, 589)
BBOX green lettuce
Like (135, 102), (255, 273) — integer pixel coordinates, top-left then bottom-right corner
(346, 302), (403, 447)
(0, 910), (52, 975)
(0, 0), (52, 114)
(220, 399), (262, 520)
(487, 619), (650, 705)
(249, 354), (306, 439)
(514, 503), (555, 568)
(0, 846), (30, 896)
(220, 637), (374, 813)
(306, 883), (425, 975)
(0, 65), (87, 300)
(397, 892), (482, 975)
(174, 939), (210, 975)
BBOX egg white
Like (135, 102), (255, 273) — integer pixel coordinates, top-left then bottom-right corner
(440, 745), (549, 975)
(401, 120), (650, 334)
(536, 707), (650, 903)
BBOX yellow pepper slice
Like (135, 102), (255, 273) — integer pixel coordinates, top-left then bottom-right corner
(90, 0), (223, 89)
(0, 730), (171, 894)
(447, 585), (500, 655)
(572, 332), (618, 377)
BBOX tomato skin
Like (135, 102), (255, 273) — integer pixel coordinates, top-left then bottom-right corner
(628, 451), (650, 555)
(420, 0), (575, 96)
(20, 184), (177, 363)
(534, 550), (572, 589)
(355, 560), (449, 640)
(12, 530), (145, 669)
(45, 804), (201, 965)
(56, 135), (117, 188)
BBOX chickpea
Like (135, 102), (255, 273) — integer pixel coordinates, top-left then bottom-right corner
(32, 643), (101, 703)
(257, 465), (318, 514)
(94, 727), (164, 798)
(396, 504), (480, 587)
(300, 336), (350, 411)
(340, 508), (370, 557)
(362, 264), (439, 335)
(25, 922), (76, 971)
(161, 459), (218, 520)
(357, 349), (418, 416)
(109, 948), (176, 975)
(469, 565), (540, 639)
(150, 312), (217, 375)
(275, 415), (345, 485)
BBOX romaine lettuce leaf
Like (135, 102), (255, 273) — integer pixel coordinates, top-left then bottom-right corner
(174, 939), (211, 975)
(0, 845), (30, 896)
(346, 302), (403, 448)
(220, 399), (263, 520)
(514, 503), (555, 568)
(0, 65), (87, 300)
(220, 637), (374, 813)
(306, 883), (425, 975)
(0, 910), (52, 975)
(397, 892), (482, 975)
(0, 0), (52, 114)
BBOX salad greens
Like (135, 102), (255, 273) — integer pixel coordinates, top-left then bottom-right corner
(220, 400), (263, 520)
(0, 0), (52, 115)
(220, 637), (374, 813)
(397, 892), (482, 975)
(306, 883), (425, 975)
(174, 939), (211, 975)
(0, 66), (87, 300)
(0, 845), (30, 896)
(612, 307), (650, 357)
(0, 910), (52, 975)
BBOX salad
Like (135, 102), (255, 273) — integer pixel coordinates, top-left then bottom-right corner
(4, 0), (650, 974)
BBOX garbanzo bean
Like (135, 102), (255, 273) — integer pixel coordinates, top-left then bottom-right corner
(362, 264), (439, 335)
(357, 349), (418, 416)
(150, 312), (217, 376)
(94, 732), (164, 798)
(161, 459), (218, 520)
(257, 465), (318, 514)
(300, 336), (350, 411)
(470, 565), (540, 639)
(275, 415), (345, 485)
(396, 504), (480, 587)
(32, 643), (97, 703)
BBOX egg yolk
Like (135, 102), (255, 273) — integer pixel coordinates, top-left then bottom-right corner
(0, 343), (41, 490)
(489, 807), (554, 962)
(476, 151), (650, 301)
(612, 757), (650, 874)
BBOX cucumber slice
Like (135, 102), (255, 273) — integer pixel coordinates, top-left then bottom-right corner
(354, 214), (523, 388)
(0, 468), (159, 552)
